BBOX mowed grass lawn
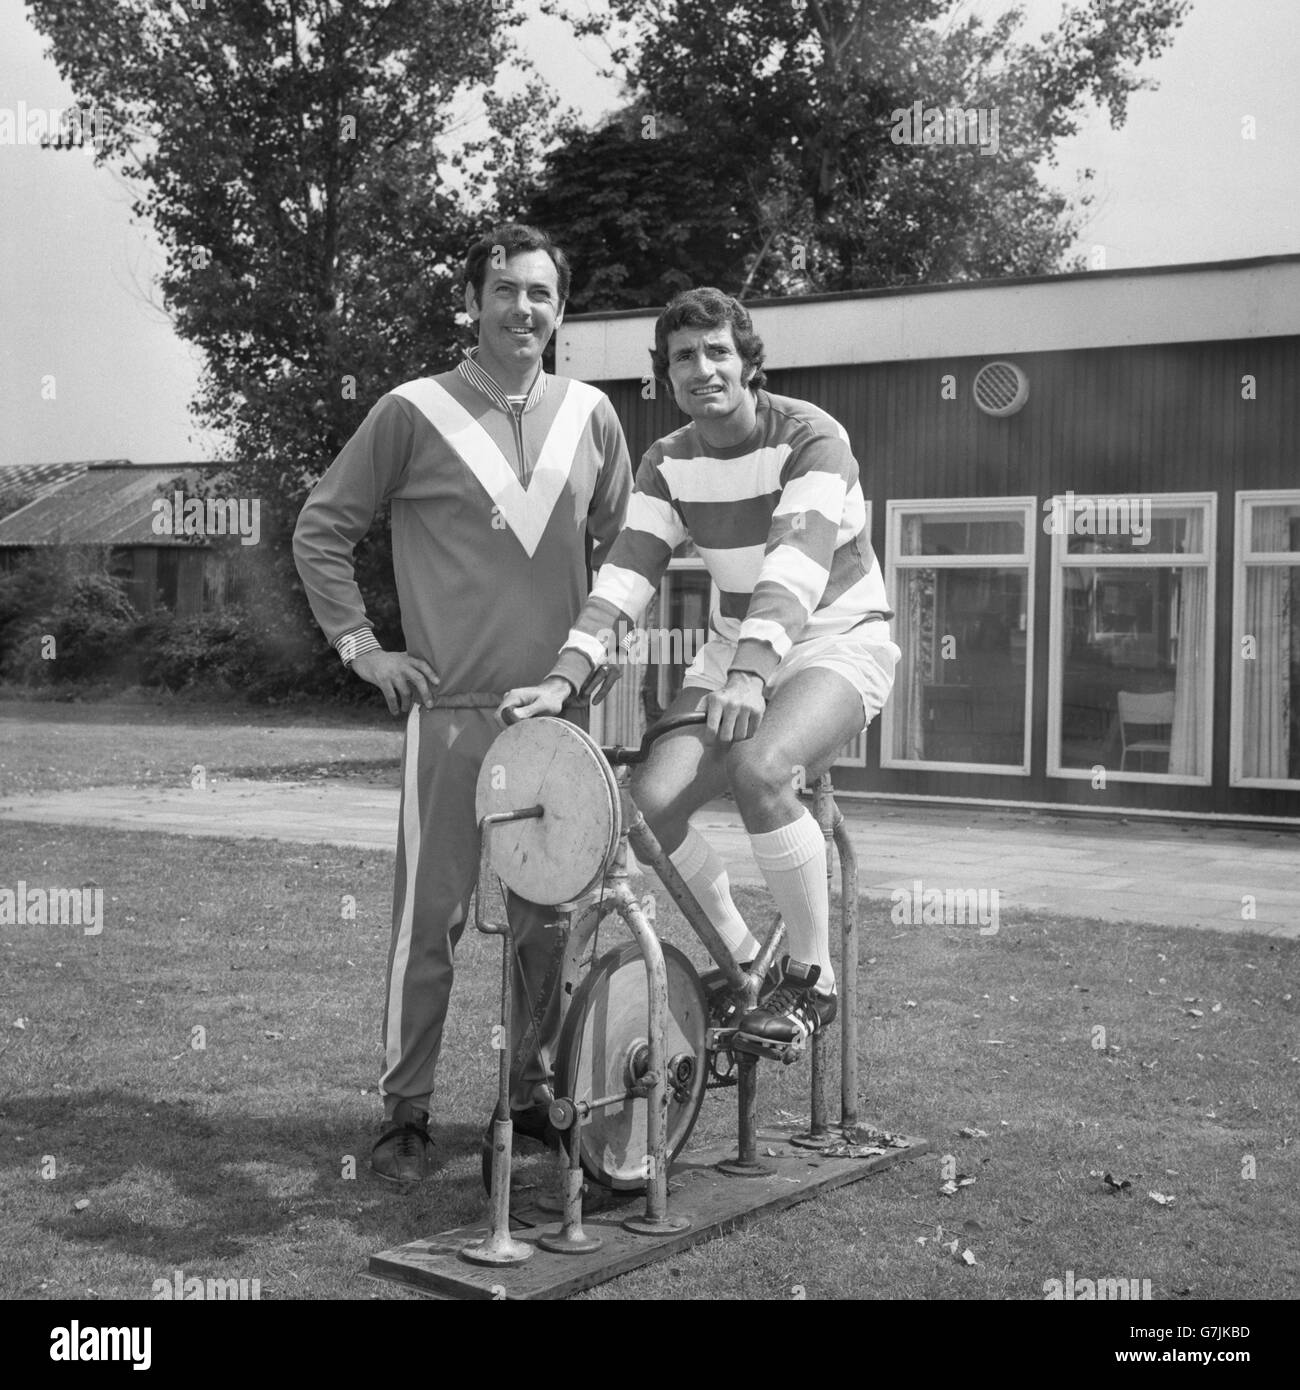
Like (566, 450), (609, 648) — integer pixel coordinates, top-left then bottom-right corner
(0, 695), (404, 796)
(1, 809), (1296, 1302)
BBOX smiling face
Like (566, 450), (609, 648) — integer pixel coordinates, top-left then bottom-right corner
(464, 248), (564, 392)
(664, 322), (758, 445)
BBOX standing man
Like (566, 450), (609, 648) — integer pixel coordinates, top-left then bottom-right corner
(294, 225), (631, 1185)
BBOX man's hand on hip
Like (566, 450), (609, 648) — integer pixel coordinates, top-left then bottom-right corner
(350, 650), (440, 715)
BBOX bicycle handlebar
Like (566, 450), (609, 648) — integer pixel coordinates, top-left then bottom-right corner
(498, 700), (707, 765)
(602, 711), (707, 765)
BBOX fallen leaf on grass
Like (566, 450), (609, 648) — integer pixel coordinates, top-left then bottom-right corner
(1148, 1191), (1176, 1206)
(959, 1126), (989, 1139)
(73, 1199), (89, 1211)
(1184, 1009), (1204, 1018)
(1102, 1172), (1132, 1193)
(960, 1248), (977, 1266)
(939, 1175), (976, 1196)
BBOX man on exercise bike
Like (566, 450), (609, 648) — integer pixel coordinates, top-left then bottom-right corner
(501, 287), (897, 1049)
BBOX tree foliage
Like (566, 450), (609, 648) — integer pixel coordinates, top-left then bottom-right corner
(28, 0), (554, 671)
(524, 0), (1190, 305)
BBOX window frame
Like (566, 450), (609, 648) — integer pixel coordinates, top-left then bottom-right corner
(1230, 488), (1300, 789)
(881, 495), (1037, 776)
(1045, 490), (1216, 786)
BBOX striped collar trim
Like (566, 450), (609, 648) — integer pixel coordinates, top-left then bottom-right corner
(458, 348), (547, 413)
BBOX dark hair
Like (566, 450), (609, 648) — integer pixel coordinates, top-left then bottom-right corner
(649, 287), (766, 389)
(462, 223), (571, 306)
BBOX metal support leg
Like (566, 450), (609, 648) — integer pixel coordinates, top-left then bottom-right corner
(615, 883), (692, 1236)
(792, 776), (838, 1150)
(834, 812), (860, 1130)
(463, 816), (539, 1268)
(538, 1123), (602, 1254)
(716, 1054), (774, 1176)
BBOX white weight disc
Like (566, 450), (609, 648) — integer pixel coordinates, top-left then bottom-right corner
(474, 717), (621, 906)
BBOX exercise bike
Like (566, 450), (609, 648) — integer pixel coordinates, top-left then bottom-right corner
(462, 703), (868, 1264)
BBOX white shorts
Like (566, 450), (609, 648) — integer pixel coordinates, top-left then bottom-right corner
(682, 620), (901, 728)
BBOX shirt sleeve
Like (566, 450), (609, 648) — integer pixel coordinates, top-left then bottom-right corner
(585, 395), (633, 573)
(549, 447), (686, 692)
(292, 394), (414, 646)
(730, 426), (857, 681)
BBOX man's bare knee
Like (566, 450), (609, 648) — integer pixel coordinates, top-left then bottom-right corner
(726, 742), (797, 804)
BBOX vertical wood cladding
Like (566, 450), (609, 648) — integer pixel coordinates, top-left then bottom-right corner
(593, 335), (1300, 817)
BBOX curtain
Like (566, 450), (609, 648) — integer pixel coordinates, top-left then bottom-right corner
(1170, 512), (1207, 776)
(894, 518), (932, 759)
(1241, 510), (1292, 779)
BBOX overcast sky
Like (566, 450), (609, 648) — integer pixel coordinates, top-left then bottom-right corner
(1, 0), (1297, 469)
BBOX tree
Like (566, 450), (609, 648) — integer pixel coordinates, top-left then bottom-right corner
(27, 0), (554, 690)
(527, 0), (1190, 302)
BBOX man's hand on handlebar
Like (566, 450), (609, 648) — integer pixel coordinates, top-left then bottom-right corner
(498, 676), (574, 724)
(351, 650), (439, 716)
(706, 671), (766, 743)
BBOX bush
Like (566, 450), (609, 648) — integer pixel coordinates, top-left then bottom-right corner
(136, 607), (255, 692)
(0, 552), (139, 684)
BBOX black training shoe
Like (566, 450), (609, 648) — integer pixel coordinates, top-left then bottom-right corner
(701, 956), (785, 1029)
(736, 958), (837, 1045)
(480, 1104), (563, 1193)
(371, 1100), (433, 1186)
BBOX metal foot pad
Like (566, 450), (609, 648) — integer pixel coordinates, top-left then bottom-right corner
(460, 1236), (534, 1266)
(537, 1225), (604, 1254)
(622, 1213), (693, 1236)
(715, 1158), (776, 1177)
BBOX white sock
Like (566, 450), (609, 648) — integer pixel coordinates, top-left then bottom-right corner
(749, 811), (835, 994)
(669, 829), (761, 962)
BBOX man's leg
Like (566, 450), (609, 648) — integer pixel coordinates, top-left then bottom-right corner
(375, 706), (499, 1180)
(724, 667), (869, 1039)
(630, 686), (761, 963)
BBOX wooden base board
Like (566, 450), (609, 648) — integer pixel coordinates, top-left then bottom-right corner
(368, 1122), (928, 1301)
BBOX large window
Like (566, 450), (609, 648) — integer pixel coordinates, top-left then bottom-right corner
(1047, 493), (1215, 783)
(883, 499), (1035, 773)
(1232, 491), (1300, 787)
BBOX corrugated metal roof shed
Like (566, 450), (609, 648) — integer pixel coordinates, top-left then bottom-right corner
(0, 462), (224, 546)
(0, 461), (100, 519)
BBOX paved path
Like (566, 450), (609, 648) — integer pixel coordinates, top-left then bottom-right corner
(1, 778), (1295, 937)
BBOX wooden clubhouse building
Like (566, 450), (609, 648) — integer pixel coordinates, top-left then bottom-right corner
(558, 255), (1300, 825)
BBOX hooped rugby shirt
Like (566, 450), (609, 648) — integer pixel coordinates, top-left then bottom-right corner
(548, 389), (892, 693)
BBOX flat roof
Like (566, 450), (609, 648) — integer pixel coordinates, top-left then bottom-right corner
(556, 253), (1300, 381)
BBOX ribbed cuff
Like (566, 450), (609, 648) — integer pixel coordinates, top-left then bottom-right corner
(548, 647), (594, 693)
(335, 627), (381, 666)
(729, 638), (779, 684)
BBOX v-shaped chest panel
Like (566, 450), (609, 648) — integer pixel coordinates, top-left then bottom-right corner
(392, 378), (600, 557)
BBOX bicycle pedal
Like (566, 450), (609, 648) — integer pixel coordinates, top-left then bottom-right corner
(731, 1033), (805, 1066)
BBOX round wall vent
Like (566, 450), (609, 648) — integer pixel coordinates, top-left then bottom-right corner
(972, 360), (1029, 417)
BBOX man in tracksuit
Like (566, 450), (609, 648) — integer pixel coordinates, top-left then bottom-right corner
(293, 224), (631, 1184)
